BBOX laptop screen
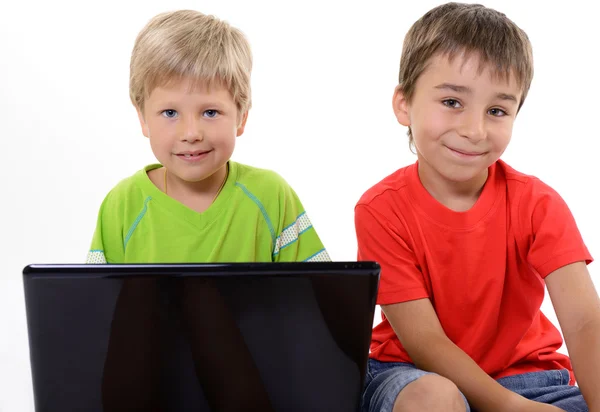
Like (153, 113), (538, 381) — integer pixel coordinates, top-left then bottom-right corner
(23, 263), (379, 412)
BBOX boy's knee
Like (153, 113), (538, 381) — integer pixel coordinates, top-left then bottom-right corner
(393, 374), (466, 412)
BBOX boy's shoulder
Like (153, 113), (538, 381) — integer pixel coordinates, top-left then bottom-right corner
(97, 165), (157, 209)
(497, 159), (563, 205)
(356, 163), (415, 208)
(98, 162), (296, 210)
(498, 159), (536, 185)
(355, 159), (561, 211)
(232, 161), (293, 197)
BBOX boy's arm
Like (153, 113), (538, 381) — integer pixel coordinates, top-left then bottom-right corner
(546, 262), (600, 411)
(523, 181), (596, 408)
(86, 192), (124, 263)
(382, 299), (560, 411)
(355, 204), (559, 412)
(87, 213), (108, 264)
(271, 180), (330, 263)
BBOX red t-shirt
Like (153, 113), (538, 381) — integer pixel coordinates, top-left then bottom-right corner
(355, 160), (593, 383)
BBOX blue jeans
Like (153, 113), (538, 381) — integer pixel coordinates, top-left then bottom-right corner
(362, 359), (587, 412)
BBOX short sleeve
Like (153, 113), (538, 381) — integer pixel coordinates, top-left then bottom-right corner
(354, 203), (428, 305)
(272, 180), (330, 263)
(522, 180), (593, 278)
(86, 191), (124, 264)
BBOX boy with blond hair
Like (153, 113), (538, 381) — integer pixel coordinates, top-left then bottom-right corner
(86, 10), (332, 411)
(355, 3), (598, 411)
(87, 10), (329, 264)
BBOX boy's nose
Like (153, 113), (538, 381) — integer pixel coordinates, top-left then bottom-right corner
(180, 117), (204, 142)
(459, 111), (486, 142)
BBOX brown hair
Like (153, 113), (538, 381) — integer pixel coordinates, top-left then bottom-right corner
(398, 2), (533, 149)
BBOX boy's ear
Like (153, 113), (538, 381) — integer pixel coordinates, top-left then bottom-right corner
(392, 86), (411, 127)
(236, 111), (249, 137)
(136, 107), (150, 138)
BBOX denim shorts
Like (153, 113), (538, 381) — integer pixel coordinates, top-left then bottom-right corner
(361, 359), (587, 412)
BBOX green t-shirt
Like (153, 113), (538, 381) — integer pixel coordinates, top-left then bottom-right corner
(87, 162), (330, 264)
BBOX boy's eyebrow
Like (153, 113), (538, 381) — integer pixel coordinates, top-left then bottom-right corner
(435, 83), (472, 94)
(434, 83), (518, 102)
(154, 100), (226, 107)
(495, 93), (518, 103)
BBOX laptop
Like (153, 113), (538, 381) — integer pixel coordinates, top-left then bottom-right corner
(23, 262), (380, 412)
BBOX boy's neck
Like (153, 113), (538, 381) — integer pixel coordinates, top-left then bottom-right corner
(416, 158), (488, 212)
(165, 163), (229, 198)
(148, 163), (229, 213)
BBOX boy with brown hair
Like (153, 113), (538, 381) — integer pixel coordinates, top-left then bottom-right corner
(355, 3), (598, 411)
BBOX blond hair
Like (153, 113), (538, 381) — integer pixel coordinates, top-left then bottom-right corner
(399, 2), (533, 150)
(130, 10), (252, 116)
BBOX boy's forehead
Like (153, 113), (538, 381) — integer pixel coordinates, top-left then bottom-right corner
(145, 75), (234, 101)
(421, 51), (520, 92)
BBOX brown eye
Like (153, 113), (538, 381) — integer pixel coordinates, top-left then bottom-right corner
(489, 108), (507, 117)
(442, 99), (462, 108)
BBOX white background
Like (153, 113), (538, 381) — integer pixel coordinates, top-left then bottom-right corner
(1, 0), (598, 410)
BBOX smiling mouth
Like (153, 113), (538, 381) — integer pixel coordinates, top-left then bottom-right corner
(176, 150), (211, 159)
(447, 147), (485, 157)
(175, 150), (212, 160)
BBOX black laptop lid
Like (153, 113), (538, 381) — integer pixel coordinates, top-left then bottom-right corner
(23, 262), (379, 412)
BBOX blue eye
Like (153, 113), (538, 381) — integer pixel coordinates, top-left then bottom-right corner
(162, 109), (178, 118)
(204, 110), (218, 118)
